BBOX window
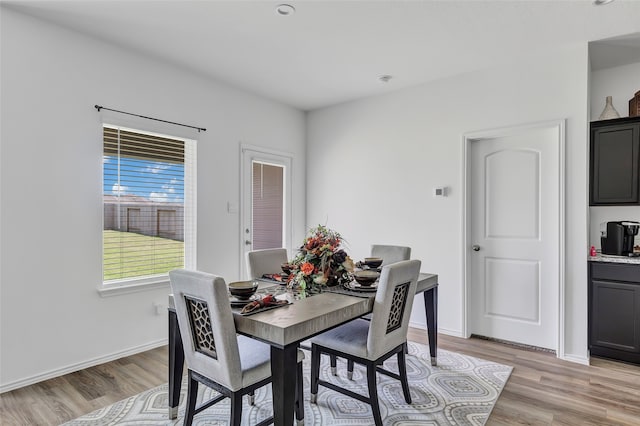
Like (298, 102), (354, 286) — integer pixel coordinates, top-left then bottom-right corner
(102, 125), (196, 293)
(252, 161), (284, 249)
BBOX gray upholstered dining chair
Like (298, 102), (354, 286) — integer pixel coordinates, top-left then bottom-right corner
(370, 244), (411, 265)
(309, 260), (421, 426)
(354, 244), (412, 324)
(246, 248), (288, 279)
(169, 269), (305, 426)
(246, 247), (314, 350)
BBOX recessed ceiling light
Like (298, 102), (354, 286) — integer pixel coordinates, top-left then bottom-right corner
(593, 0), (615, 5)
(276, 4), (296, 16)
(379, 75), (393, 83)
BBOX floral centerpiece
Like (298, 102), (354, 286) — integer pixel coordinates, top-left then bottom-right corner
(286, 225), (355, 292)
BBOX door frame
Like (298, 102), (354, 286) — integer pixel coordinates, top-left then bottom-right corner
(461, 119), (566, 358)
(239, 144), (293, 279)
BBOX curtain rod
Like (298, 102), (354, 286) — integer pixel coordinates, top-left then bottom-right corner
(94, 105), (206, 132)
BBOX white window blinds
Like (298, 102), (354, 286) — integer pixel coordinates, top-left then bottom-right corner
(252, 162), (284, 249)
(103, 125), (195, 283)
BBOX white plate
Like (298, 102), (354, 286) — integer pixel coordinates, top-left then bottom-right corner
(230, 294), (258, 306)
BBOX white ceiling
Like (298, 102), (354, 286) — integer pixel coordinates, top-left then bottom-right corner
(3, 0), (640, 111)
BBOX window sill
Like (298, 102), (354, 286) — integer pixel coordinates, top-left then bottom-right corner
(98, 276), (170, 297)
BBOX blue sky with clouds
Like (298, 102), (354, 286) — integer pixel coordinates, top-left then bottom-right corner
(103, 155), (184, 203)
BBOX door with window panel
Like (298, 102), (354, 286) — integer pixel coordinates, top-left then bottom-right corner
(240, 146), (292, 278)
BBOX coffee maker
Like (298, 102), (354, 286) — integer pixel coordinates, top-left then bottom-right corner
(601, 221), (640, 256)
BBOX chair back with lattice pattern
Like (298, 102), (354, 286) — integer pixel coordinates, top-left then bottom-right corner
(367, 260), (421, 359)
(169, 269), (244, 390)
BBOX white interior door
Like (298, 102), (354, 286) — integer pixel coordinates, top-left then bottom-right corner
(466, 122), (563, 350)
(240, 145), (292, 279)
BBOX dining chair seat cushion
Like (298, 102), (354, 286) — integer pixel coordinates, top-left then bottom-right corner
(310, 319), (370, 360)
(237, 335), (305, 388)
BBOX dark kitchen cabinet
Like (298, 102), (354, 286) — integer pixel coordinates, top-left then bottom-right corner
(590, 117), (640, 205)
(588, 262), (640, 364)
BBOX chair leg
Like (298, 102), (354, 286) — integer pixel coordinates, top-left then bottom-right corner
(398, 343), (412, 403)
(330, 354), (337, 376)
(295, 360), (305, 424)
(366, 363), (383, 426)
(184, 372), (199, 426)
(347, 359), (354, 380)
(310, 344), (320, 403)
(230, 392), (243, 426)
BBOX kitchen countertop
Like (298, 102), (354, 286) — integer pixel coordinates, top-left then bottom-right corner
(589, 253), (640, 265)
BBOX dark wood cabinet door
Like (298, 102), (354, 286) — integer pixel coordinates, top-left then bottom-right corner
(590, 279), (640, 353)
(590, 120), (640, 205)
(589, 262), (640, 364)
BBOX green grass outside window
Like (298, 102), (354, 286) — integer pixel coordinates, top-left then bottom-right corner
(103, 230), (184, 281)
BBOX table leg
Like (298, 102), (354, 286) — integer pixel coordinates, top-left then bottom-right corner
(271, 344), (298, 426)
(423, 287), (438, 366)
(168, 309), (184, 419)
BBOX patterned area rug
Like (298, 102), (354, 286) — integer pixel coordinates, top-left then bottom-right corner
(63, 342), (512, 425)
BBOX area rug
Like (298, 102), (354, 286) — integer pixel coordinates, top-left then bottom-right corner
(62, 342), (512, 425)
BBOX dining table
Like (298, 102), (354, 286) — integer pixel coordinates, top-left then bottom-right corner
(167, 271), (438, 426)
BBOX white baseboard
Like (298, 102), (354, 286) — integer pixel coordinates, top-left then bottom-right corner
(440, 328), (466, 338)
(410, 321), (590, 365)
(0, 339), (168, 394)
(560, 353), (590, 365)
(408, 321), (426, 331)
(408, 322), (466, 339)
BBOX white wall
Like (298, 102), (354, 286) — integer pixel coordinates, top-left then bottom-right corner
(0, 9), (306, 391)
(307, 43), (590, 362)
(589, 61), (640, 249)
(590, 62), (640, 120)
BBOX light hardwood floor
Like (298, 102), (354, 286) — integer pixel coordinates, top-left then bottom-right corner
(1, 329), (639, 425)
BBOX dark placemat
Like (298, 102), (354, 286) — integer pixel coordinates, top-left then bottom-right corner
(238, 300), (291, 316)
(324, 284), (376, 298)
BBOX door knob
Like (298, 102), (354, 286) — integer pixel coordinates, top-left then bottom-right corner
(472, 245), (480, 251)
(245, 240), (252, 245)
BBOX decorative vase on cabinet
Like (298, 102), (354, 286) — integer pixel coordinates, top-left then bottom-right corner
(598, 96), (621, 120)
